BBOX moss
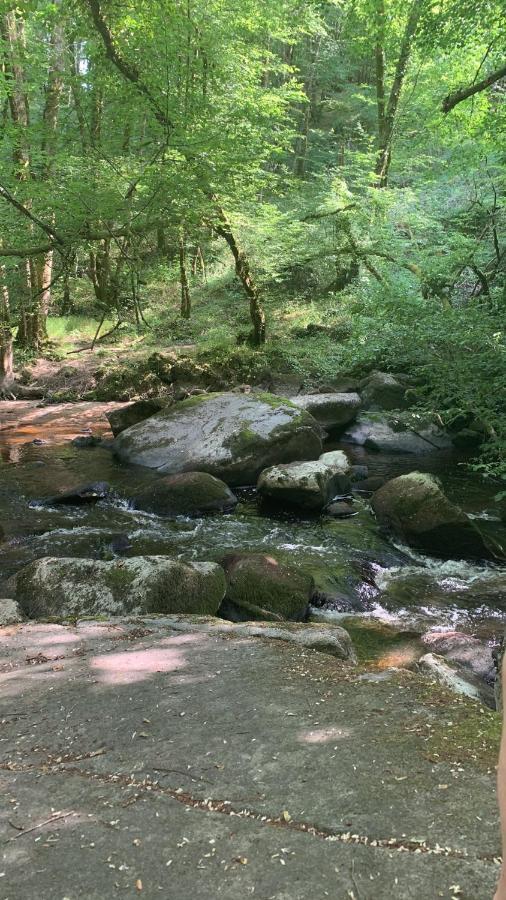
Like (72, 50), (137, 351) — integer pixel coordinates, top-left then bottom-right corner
(133, 472), (236, 516)
(412, 677), (501, 772)
(176, 392), (219, 409)
(253, 391), (300, 410)
(143, 564), (225, 616)
(225, 425), (259, 457)
(341, 617), (420, 664)
(13, 559), (96, 619)
(103, 566), (137, 598)
(222, 553), (312, 621)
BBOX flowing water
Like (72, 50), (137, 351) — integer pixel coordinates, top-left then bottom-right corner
(0, 402), (505, 653)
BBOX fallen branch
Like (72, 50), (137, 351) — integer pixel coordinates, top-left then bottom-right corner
(66, 319), (123, 354)
(7, 810), (76, 841)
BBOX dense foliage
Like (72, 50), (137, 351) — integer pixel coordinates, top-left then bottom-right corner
(0, 0), (505, 474)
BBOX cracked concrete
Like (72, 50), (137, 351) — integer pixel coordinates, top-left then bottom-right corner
(0, 617), (502, 898)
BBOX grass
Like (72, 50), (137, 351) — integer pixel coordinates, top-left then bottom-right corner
(46, 316), (117, 345)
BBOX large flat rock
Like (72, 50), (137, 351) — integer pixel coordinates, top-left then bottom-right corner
(0, 617), (501, 898)
(112, 392), (323, 486)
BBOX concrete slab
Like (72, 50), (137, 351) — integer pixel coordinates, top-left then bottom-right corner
(0, 618), (502, 899)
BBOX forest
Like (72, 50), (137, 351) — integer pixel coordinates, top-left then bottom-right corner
(1, 4), (506, 898)
(0, 0), (504, 476)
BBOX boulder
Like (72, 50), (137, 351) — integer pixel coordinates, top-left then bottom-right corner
(132, 471), (238, 517)
(0, 599), (23, 625)
(291, 393), (361, 431)
(352, 475), (387, 494)
(342, 414), (452, 454)
(360, 371), (410, 410)
(72, 435), (102, 449)
(422, 631), (495, 682)
(38, 482), (110, 506)
(107, 399), (168, 437)
(451, 428), (485, 450)
(325, 500), (356, 518)
(418, 653), (494, 707)
(371, 472), (498, 560)
(113, 392), (323, 486)
(9, 556), (226, 619)
(257, 450), (351, 511)
(219, 553), (313, 622)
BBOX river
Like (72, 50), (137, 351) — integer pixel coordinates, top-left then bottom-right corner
(1, 401), (505, 659)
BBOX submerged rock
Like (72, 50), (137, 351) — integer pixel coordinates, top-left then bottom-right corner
(257, 450), (351, 511)
(219, 552), (313, 622)
(0, 599), (23, 625)
(9, 556), (226, 619)
(113, 391), (323, 486)
(40, 481), (110, 506)
(325, 500), (356, 518)
(132, 471), (238, 517)
(72, 434), (102, 448)
(292, 393), (361, 431)
(342, 413), (452, 454)
(371, 472), (499, 561)
(107, 399), (168, 437)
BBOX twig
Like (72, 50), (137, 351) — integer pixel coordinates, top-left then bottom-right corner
(351, 856), (361, 898)
(6, 810), (76, 841)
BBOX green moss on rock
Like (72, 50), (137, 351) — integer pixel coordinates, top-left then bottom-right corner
(219, 552), (313, 622)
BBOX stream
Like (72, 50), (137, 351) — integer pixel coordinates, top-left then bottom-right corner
(1, 401), (505, 661)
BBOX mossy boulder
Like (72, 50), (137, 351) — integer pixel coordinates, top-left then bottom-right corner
(107, 399), (168, 437)
(292, 393), (361, 431)
(257, 450), (351, 511)
(371, 472), (499, 560)
(113, 391), (323, 486)
(9, 556), (226, 619)
(0, 599), (23, 625)
(359, 371), (411, 411)
(132, 471), (238, 517)
(219, 552), (313, 622)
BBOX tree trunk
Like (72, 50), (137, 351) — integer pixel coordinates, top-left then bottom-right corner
(2, 3), (63, 348)
(178, 229), (191, 319)
(374, 0), (422, 187)
(0, 265), (10, 324)
(0, 327), (14, 391)
(214, 207), (266, 346)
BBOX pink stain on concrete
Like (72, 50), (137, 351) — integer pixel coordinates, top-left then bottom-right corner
(298, 726), (351, 744)
(89, 646), (188, 685)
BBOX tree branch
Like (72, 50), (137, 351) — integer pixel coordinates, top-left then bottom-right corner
(0, 182), (65, 245)
(442, 62), (506, 113)
(301, 204), (357, 222)
(82, 0), (172, 133)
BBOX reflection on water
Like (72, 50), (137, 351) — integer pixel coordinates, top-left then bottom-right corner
(0, 401), (505, 641)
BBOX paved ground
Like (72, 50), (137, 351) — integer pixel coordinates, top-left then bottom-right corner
(0, 618), (502, 899)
